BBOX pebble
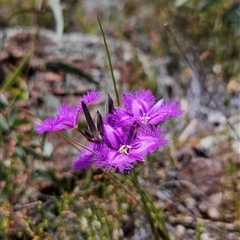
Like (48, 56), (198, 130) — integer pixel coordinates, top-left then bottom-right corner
(198, 202), (207, 212)
(207, 207), (220, 220)
(201, 232), (219, 240)
(176, 224), (185, 235)
(184, 197), (196, 209)
(155, 190), (172, 201)
(201, 232), (211, 240)
(112, 228), (123, 239)
(208, 193), (222, 207)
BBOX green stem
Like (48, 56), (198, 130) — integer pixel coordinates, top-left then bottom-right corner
(131, 170), (159, 240)
(131, 169), (170, 240)
(97, 16), (120, 106)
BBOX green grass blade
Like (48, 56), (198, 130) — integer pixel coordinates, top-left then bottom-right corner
(1, 52), (32, 91)
(45, 61), (99, 86)
(97, 16), (120, 106)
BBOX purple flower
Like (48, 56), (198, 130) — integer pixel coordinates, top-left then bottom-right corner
(73, 122), (168, 173)
(114, 90), (183, 125)
(35, 90), (101, 134)
(36, 88), (183, 173)
(35, 104), (79, 134)
(95, 125), (168, 173)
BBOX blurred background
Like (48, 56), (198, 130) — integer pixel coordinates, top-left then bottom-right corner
(0, 0), (240, 239)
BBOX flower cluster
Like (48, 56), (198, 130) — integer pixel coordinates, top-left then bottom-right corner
(36, 90), (183, 173)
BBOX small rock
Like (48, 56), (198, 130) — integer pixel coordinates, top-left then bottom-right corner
(199, 135), (221, 150)
(208, 193), (222, 208)
(184, 197), (196, 210)
(207, 207), (220, 220)
(155, 190), (172, 202)
(212, 64), (222, 74)
(198, 202), (207, 213)
(180, 216), (196, 227)
(176, 224), (185, 235)
(201, 232), (211, 240)
(112, 228), (123, 239)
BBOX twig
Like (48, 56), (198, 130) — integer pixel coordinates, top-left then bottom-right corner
(164, 22), (240, 141)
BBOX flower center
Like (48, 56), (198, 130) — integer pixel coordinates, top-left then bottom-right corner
(140, 114), (150, 124)
(118, 145), (132, 155)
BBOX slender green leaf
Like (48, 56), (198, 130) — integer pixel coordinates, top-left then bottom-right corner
(15, 145), (27, 162)
(11, 87), (29, 101)
(24, 146), (43, 160)
(0, 113), (9, 131)
(8, 108), (19, 126)
(1, 53), (32, 91)
(0, 93), (8, 106)
(45, 61), (99, 85)
(97, 16), (120, 106)
(12, 118), (30, 127)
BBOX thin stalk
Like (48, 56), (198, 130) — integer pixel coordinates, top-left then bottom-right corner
(131, 170), (159, 239)
(97, 16), (120, 106)
(22, 108), (42, 120)
(54, 132), (80, 151)
(106, 172), (143, 207)
(73, 140), (95, 154)
(131, 169), (170, 240)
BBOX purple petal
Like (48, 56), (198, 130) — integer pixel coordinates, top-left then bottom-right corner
(35, 104), (78, 134)
(95, 147), (137, 173)
(131, 99), (149, 117)
(72, 143), (96, 169)
(77, 90), (102, 111)
(110, 108), (135, 126)
(72, 153), (93, 169)
(147, 99), (184, 124)
(131, 126), (169, 156)
(103, 124), (123, 149)
(122, 90), (155, 113)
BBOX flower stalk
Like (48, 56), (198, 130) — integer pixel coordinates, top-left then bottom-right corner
(130, 169), (170, 240)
